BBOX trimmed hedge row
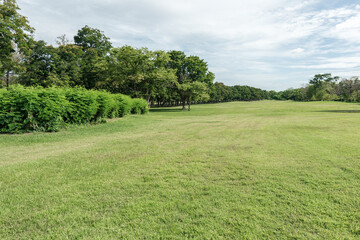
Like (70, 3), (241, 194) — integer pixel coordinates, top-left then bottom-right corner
(0, 86), (148, 133)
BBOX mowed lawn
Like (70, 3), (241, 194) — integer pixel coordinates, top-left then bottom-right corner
(1, 101), (360, 239)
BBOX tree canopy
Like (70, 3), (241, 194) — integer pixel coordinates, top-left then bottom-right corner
(0, 0), (33, 87)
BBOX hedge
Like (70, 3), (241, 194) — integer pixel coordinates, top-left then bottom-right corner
(0, 86), (148, 133)
(131, 98), (149, 114)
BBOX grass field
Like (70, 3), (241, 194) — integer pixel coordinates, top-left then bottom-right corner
(1, 101), (360, 239)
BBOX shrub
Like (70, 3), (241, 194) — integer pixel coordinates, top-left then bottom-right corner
(131, 98), (148, 114)
(94, 91), (115, 122)
(64, 88), (99, 124)
(0, 86), (146, 133)
(29, 87), (68, 131)
(0, 86), (31, 133)
(0, 86), (67, 133)
(114, 94), (132, 117)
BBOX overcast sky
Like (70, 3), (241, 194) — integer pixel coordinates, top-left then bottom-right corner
(17, 0), (360, 90)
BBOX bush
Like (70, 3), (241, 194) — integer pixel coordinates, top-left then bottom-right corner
(95, 91), (116, 122)
(114, 94), (132, 117)
(0, 86), (147, 133)
(131, 98), (148, 114)
(0, 86), (67, 133)
(0, 86), (31, 133)
(64, 88), (99, 124)
(29, 87), (68, 131)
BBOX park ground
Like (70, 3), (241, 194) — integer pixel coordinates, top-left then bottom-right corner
(0, 100), (360, 239)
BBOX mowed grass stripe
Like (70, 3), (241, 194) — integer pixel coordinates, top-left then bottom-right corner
(0, 101), (360, 239)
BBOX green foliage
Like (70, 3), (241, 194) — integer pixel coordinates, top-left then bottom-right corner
(209, 74), (360, 104)
(63, 88), (99, 124)
(29, 87), (68, 132)
(78, 48), (106, 89)
(0, 0), (34, 87)
(0, 86), (28, 133)
(275, 74), (348, 102)
(74, 25), (112, 56)
(72, 26), (112, 89)
(131, 98), (148, 114)
(309, 73), (339, 86)
(94, 91), (115, 122)
(209, 83), (267, 102)
(0, 86), (66, 133)
(102, 46), (177, 103)
(18, 41), (84, 87)
(167, 50), (214, 109)
(336, 77), (360, 102)
(0, 86), (145, 133)
(103, 46), (150, 96)
(114, 94), (132, 117)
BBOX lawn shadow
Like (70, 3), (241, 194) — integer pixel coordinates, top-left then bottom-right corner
(316, 110), (360, 113)
(149, 108), (183, 113)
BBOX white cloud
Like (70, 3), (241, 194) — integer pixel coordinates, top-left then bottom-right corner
(291, 48), (305, 54)
(293, 56), (360, 69)
(329, 12), (360, 42)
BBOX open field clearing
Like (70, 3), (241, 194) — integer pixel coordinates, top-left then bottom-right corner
(1, 101), (360, 239)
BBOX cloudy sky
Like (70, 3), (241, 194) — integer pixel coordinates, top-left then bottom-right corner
(18, 0), (360, 90)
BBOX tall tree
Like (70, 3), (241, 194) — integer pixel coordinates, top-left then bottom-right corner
(142, 50), (176, 105)
(102, 46), (147, 96)
(102, 46), (176, 105)
(0, 0), (34, 87)
(177, 81), (209, 111)
(74, 25), (112, 56)
(74, 26), (112, 89)
(336, 77), (360, 102)
(168, 51), (214, 110)
(18, 40), (57, 87)
(307, 73), (339, 101)
(309, 73), (339, 87)
(19, 40), (84, 87)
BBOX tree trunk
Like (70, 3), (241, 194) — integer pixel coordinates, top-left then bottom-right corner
(188, 97), (191, 111)
(146, 92), (151, 107)
(182, 96), (186, 110)
(5, 70), (10, 88)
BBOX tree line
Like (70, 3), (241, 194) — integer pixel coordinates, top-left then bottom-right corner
(2, 0), (360, 110)
(0, 0), (276, 110)
(273, 74), (360, 102)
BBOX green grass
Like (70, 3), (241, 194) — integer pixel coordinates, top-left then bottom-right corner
(1, 101), (360, 239)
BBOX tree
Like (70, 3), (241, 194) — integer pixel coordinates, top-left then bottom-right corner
(307, 73), (339, 101)
(168, 51), (214, 110)
(74, 26), (112, 89)
(309, 73), (339, 86)
(18, 40), (56, 87)
(142, 50), (177, 105)
(336, 77), (360, 102)
(19, 40), (84, 87)
(102, 46), (147, 96)
(101, 46), (176, 106)
(0, 0), (34, 87)
(177, 81), (209, 111)
(56, 34), (71, 46)
(210, 82), (232, 102)
(55, 44), (84, 86)
(74, 25), (111, 56)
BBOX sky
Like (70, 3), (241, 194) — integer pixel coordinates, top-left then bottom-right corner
(17, 0), (360, 91)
